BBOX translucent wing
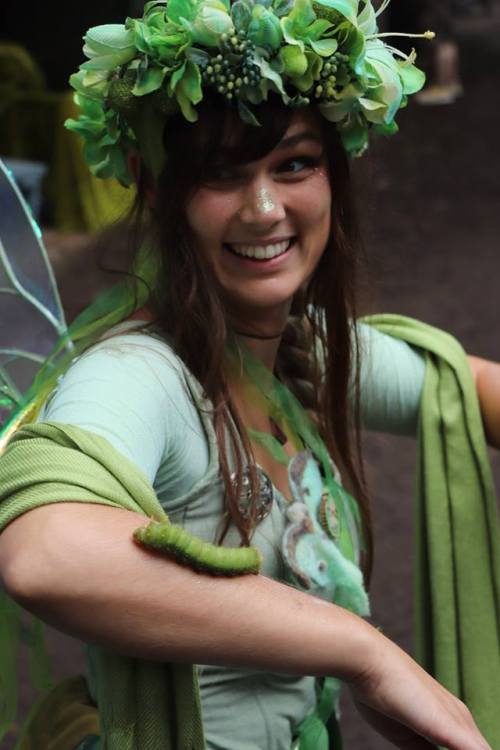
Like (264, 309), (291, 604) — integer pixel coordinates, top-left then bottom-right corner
(0, 159), (73, 443)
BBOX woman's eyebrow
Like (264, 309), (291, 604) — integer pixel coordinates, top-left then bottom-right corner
(277, 131), (323, 150)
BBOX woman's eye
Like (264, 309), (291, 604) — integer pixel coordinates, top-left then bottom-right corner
(277, 156), (318, 175)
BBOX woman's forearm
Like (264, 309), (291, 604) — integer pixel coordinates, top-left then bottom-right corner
(2, 502), (490, 749)
(468, 355), (500, 448)
(0, 502), (374, 680)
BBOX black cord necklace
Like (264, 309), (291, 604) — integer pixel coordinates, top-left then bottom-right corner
(233, 329), (284, 341)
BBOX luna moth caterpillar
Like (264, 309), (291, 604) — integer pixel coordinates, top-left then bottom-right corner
(134, 521), (262, 576)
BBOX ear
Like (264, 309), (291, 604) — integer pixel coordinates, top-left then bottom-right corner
(127, 152), (156, 208)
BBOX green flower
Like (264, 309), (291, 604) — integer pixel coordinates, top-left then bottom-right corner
(174, 0), (234, 47)
(281, 0), (338, 56)
(81, 24), (137, 72)
(65, 0), (432, 183)
(69, 69), (110, 103)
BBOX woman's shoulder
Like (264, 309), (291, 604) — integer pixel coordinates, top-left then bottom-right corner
(81, 317), (190, 382)
(42, 318), (196, 421)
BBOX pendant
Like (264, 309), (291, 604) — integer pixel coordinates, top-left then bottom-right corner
(231, 466), (274, 523)
(319, 491), (340, 541)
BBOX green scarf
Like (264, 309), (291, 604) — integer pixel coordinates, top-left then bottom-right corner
(0, 422), (205, 750)
(0, 315), (499, 747)
(363, 315), (500, 747)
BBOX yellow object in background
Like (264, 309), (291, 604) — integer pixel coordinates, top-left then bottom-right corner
(0, 42), (135, 233)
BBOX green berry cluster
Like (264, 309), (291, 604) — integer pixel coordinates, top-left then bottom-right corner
(200, 30), (261, 102)
(313, 51), (352, 102)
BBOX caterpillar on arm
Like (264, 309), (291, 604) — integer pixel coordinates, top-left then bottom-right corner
(133, 521), (262, 576)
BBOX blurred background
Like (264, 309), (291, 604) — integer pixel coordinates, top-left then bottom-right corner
(1, 0), (499, 748)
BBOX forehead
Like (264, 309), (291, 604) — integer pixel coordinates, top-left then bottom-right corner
(216, 107), (325, 166)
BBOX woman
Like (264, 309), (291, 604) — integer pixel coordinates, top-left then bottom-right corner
(0, 1), (498, 748)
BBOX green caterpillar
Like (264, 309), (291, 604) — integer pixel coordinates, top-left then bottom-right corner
(133, 521), (262, 576)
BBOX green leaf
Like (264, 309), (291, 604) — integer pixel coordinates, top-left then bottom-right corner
(304, 18), (333, 40)
(281, 17), (305, 50)
(170, 62), (186, 91)
(186, 46), (211, 65)
(178, 60), (203, 104)
(399, 62), (426, 95)
(364, 41), (403, 122)
(359, 96), (386, 123)
(372, 119), (399, 136)
(256, 55), (287, 95)
(318, 82), (363, 121)
(81, 52), (134, 72)
(357, 0), (377, 35)
(309, 37), (338, 56)
(312, 0), (358, 26)
(273, 0), (294, 18)
(231, 0), (253, 31)
(342, 24), (365, 68)
(237, 99), (262, 126)
(279, 44), (308, 77)
(132, 65), (167, 95)
(338, 116), (369, 156)
(248, 5), (283, 50)
(244, 80), (268, 104)
(287, 0), (316, 29)
(166, 0), (197, 24)
(176, 89), (198, 121)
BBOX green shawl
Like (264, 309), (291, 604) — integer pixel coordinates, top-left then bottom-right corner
(0, 314), (499, 748)
(363, 315), (500, 747)
(0, 421), (205, 750)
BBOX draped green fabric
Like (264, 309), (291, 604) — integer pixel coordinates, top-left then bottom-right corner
(365, 314), (500, 747)
(0, 422), (205, 750)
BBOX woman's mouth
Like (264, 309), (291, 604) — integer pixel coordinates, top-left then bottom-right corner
(224, 238), (294, 262)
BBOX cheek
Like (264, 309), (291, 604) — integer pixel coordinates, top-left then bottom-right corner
(185, 191), (237, 245)
(298, 170), (331, 235)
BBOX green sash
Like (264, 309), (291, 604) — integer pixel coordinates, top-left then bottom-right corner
(364, 315), (500, 747)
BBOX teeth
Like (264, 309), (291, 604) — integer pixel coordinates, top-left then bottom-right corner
(228, 239), (291, 260)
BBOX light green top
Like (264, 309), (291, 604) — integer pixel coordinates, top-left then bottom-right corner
(38, 321), (425, 750)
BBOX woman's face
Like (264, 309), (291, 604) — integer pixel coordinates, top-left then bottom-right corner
(184, 110), (331, 330)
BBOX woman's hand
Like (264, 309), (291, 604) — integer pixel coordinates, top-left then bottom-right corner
(347, 631), (491, 750)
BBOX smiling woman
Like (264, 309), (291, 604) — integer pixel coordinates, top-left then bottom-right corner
(0, 1), (498, 750)
(185, 111), (332, 328)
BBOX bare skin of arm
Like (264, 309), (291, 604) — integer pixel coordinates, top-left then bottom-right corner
(468, 355), (500, 448)
(0, 502), (491, 750)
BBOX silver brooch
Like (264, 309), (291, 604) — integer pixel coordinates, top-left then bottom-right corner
(231, 466), (274, 523)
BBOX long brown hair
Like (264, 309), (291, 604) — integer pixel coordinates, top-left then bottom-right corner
(133, 94), (373, 580)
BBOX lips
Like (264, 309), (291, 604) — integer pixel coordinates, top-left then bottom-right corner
(224, 237), (293, 261)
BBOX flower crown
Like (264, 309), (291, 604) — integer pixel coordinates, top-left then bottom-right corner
(65, 0), (433, 186)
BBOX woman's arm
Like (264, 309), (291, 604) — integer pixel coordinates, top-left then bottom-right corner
(468, 355), (500, 448)
(0, 502), (490, 750)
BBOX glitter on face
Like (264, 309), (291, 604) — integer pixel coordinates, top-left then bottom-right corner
(256, 187), (275, 214)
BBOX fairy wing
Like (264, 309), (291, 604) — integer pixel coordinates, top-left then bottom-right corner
(0, 159), (73, 444)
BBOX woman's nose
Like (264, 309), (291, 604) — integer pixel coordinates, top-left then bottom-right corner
(237, 182), (286, 225)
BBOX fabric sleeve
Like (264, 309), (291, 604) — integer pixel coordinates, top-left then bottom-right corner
(356, 323), (426, 436)
(38, 331), (198, 483)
